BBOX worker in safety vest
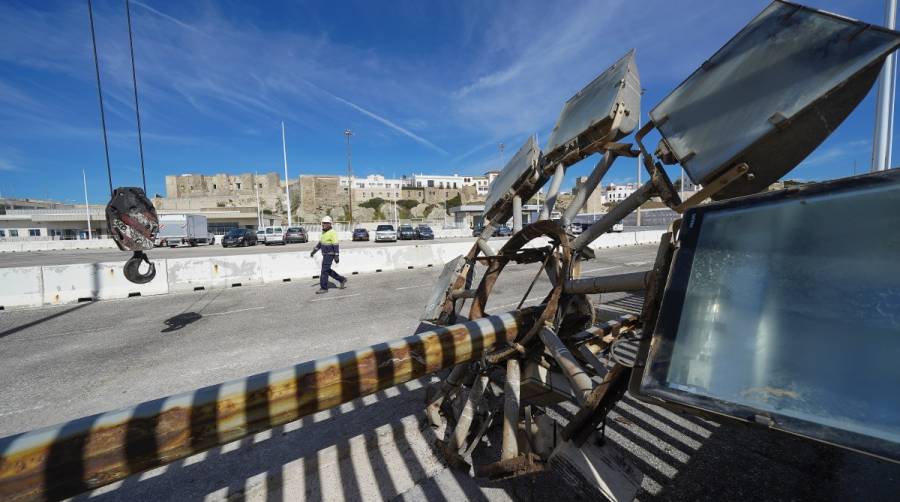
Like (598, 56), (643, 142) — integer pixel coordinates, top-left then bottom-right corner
(310, 216), (347, 294)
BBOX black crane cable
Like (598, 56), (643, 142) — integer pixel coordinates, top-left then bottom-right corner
(86, 0), (113, 197)
(125, 0), (147, 192)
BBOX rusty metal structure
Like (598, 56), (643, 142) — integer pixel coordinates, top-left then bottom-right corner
(3, 1), (900, 500)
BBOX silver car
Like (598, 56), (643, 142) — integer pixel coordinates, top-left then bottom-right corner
(256, 229), (267, 244)
(374, 224), (397, 242)
(264, 226), (285, 245)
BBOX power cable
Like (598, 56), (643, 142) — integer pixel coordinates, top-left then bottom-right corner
(125, 0), (147, 192)
(86, 0), (113, 196)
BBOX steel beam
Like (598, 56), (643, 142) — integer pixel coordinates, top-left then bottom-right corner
(539, 326), (594, 404)
(0, 311), (536, 502)
(563, 271), (651, 294)
(562, 152), (615, 225)
(501, 358), (521, 460)
(540, 163), (565, 220)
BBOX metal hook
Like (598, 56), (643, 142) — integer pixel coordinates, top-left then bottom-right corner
(123, 250), (156, 284)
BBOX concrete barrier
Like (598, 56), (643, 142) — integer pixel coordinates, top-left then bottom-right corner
(0, 231), (659, 308)
(259, 252), (320, 282)
(166, 255), (263, 292)
(40, 260), (169, 305)
(0, 266), (43, 309)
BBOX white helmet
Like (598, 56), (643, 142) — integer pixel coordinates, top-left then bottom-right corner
(321, 216), (333, 224)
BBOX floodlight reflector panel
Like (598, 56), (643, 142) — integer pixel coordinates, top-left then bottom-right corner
(650, 0), (900, 200)
(638, 170), (900, 463)
(483, 135), (541, 221)
(544, 50), (640, 166)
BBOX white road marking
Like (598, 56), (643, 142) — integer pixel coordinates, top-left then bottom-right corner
(581, 265), (619, 274)
(310, 293), (361, 302)
(204, 306), (266, 316)
(625, 261), (650, 267)
(395, 284), (429, 290)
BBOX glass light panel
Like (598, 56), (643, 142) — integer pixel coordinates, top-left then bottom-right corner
(660, 180), (900, 453)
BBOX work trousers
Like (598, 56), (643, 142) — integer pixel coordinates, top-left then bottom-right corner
(320, 254), (346, 290)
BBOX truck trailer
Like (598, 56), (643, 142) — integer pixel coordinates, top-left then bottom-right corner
(155, 214), (214, 247)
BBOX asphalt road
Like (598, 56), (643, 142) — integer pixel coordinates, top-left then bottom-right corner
(0, 226), (663, 268)
(1, 244), (897, 501)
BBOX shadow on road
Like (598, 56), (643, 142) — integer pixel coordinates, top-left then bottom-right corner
(161, 312), (202, 333)
(0, 301), (93, 340)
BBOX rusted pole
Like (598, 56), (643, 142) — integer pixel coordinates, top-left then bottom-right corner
(539, 326), (594, 404)
(563, 270), (651, 294)
(0, 311), (536, 502)
(501, 358), (521, 460)
(449, 374), (490, 452)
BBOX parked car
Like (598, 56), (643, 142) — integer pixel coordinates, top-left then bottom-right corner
(256, 229), (267, 244)
(495, 225), (513, 237)
(285, 226), (308, 243)
(398, 224), (416, 240)
(221, 228), (257, 247)
(352, 228), (370, 241)
(264, 226), (286, 245)
(611, 222), (625, 233)
(567, 222), (584, 235)
(415, 225), (434, 240)
(375, 224), (397, 242)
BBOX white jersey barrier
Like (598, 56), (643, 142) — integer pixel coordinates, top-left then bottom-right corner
(40, 260), (169, 305)
(166, 255), (264, 292)
(0, 231), (664, 309)
(0, 266), (44, 308)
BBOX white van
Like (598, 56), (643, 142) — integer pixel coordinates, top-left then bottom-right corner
(264, 226), (285, 245)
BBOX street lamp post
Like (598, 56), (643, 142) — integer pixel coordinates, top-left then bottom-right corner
(345, 129), (354, 228)
(282, 121), (292, 227)
(82, 169), (92, 240)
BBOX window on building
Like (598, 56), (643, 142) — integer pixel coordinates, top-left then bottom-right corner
(29, 229), (40, 237)
(189, 185), (193, 190)
(9, 229), (18, 237)
(213, 184), (217, 189)
(427, 180), (434, 188)
(259, 183), (263, 188)
(236, 183), (242, 189)
(453, 182), (457, 188)
(0, 230), (5, 237)
(208, 222), (240, 235)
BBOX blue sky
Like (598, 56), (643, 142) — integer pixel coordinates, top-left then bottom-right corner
(0, 0), (891, 203)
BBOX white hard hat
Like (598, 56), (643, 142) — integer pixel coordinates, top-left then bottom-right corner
(321, 216), (333, 224)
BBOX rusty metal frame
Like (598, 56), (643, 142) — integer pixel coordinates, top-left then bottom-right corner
(0, 311), (539, 501)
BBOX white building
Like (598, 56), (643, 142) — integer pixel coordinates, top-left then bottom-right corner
(338, 174), (410, 190)
(410, 171), (499, 196)
(605, 183), (638, 203)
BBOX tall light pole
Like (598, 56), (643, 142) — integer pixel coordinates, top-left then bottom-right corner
(255, 171), (262, 228)
(345, 129), (354, 227)
(282, 121), (292, 226)
(82, 169), (92, 240)
(636, 118), (642, 227)
(872, 0), (898, 171)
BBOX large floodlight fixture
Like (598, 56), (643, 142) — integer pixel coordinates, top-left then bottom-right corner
(483, 135), (542, 222)
(635, 169), (900, 463)
(649, 1), (900, 200)
(544, 50), (641, 168)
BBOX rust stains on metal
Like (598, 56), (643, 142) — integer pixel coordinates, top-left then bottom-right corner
(0, 311), (533, 502)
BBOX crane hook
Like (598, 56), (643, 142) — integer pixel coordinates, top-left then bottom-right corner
(123, 250), (156, 284)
